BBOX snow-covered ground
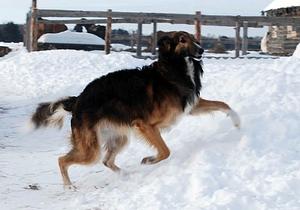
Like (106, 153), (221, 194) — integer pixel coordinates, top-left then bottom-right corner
(0, 44), (300, 210)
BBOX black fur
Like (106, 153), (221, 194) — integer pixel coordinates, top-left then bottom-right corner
(31, 32), (204, 129)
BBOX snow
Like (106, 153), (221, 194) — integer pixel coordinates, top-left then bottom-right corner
(293, 42), (300, 58)
(264, 0), (300, 11)
(261, 33), (268, 53)
(38, 30), (105, 45)
(111, 43), (132, 52)
(1, 44), (300, 210)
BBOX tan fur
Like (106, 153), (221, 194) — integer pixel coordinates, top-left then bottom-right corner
(58, 119), (100, 187)
(190, 98), (231, 115)
(133, 120), (170, 164)
(55, 32), (240, 188)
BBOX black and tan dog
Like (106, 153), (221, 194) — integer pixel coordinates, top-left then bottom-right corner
(31, 31), (240, 188)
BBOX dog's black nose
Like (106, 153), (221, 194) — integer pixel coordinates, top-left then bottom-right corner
(198, 47), (204, 55)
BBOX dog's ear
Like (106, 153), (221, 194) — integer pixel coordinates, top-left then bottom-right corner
(157, 36), (173, 55)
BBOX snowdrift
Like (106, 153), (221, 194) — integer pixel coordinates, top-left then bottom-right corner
(293, 42), (300, 58)
(38, 30), (105, 45)
(0, 46), (300, 210)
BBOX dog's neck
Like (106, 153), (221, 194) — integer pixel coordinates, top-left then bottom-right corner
(156, 55), (202, 94)
(152, 55), (203, 110)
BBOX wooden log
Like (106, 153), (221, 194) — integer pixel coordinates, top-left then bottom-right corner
(36, 17), (200, 25)
(36, 9), (195, 20)
(30, 0), (38, 51)
(242, 21), (248, 55)
(151, 21), (157, 55)
(24, 13), (30, 50)
(37, 10), (108, 18)
(37, 18), (167, 24)
(136, 22), (143, 57)
(32, 0), (37, 9)
(105, 9), (112, 54)
(202, 15), (300, 27)
(35, 9), (300, 27)
(235, 21), (241, 58)
(194, 11), (201, 43)
(37, 18), (107, 24)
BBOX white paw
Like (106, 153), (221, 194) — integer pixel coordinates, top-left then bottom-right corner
(227, 109), (241, 129)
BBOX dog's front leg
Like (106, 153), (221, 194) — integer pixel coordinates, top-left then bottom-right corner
(133, 120), (170, 165)
(190, 98), (241, 128)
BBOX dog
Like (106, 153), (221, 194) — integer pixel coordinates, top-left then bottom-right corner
(31, 31), (240, 188)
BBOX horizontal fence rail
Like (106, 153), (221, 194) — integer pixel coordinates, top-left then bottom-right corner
(36, 9), (300, 27)
(25, 6), (300, 57)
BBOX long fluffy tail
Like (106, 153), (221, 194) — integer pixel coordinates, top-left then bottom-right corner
(31, 96), (77, 129)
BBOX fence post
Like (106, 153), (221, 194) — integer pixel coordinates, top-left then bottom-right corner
(130, 31), (135, 50)
(235, 21), (241, 58)
(30, 0), (38, 51)
(195, 11), (201, 43)
(136, 21), (143, 57)
(151, 21), (157, 55)
(24, 13), (30, 50)
(242, 21), (248, 55)
(105, 9), (112, 54)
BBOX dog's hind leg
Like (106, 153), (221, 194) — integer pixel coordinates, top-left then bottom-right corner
(190, 98), (241, 128)
(133, 120), (170, 165)
(103, 135), (128, 172)
(58, 120), (100, 188)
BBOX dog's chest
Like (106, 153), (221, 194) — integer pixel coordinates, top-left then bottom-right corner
(185, 57), (196, 85)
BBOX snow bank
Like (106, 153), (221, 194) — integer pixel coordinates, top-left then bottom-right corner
(38, 30), (105, 45)
(264, 0), (300, 11)
(0, 45), (300, 210)
(111, 43), (131, 52)
(293, 42), (300, 58)
(0, 50), (149, 102)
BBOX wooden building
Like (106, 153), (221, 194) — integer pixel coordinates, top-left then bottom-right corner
(262, 0), (300, 55)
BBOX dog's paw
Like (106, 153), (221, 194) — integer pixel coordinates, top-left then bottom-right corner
(227, 109), (241, 129)
(141, 156), (158, 165)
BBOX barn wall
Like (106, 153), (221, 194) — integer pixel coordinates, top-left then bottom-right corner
(265, 7), (300, 55)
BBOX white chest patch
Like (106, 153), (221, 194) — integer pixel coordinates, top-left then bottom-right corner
(185, 57), (195, 85)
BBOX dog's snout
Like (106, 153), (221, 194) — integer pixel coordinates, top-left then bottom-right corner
(198, 47), (204, 55)
(194, 42), (204, 55)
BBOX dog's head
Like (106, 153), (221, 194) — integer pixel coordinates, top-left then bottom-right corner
(158, 31), (204, 60)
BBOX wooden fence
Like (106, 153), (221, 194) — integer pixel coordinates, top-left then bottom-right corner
(25, 0), (300, 57)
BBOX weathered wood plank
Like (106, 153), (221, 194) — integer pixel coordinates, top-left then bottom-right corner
(242, 21), (248, 55)
(202, 15), (300, 26)
(136, 22), (143, 57)
(30, 0), (38, 51)
(36, 9), (300, 27)
(36, 17), (200, 25)
(36, 9), (196, 20)
(24, 12), (31, 51)
(105, 9), (112, 54)
(36, 10), (108, 18)
(152, 21), (157, 55)
(194, 11), (201, 43)
(235, 22), (241, 58)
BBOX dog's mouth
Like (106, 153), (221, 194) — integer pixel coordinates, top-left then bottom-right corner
(191, 54), (202, 61)
(191, 42), (204, 61)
